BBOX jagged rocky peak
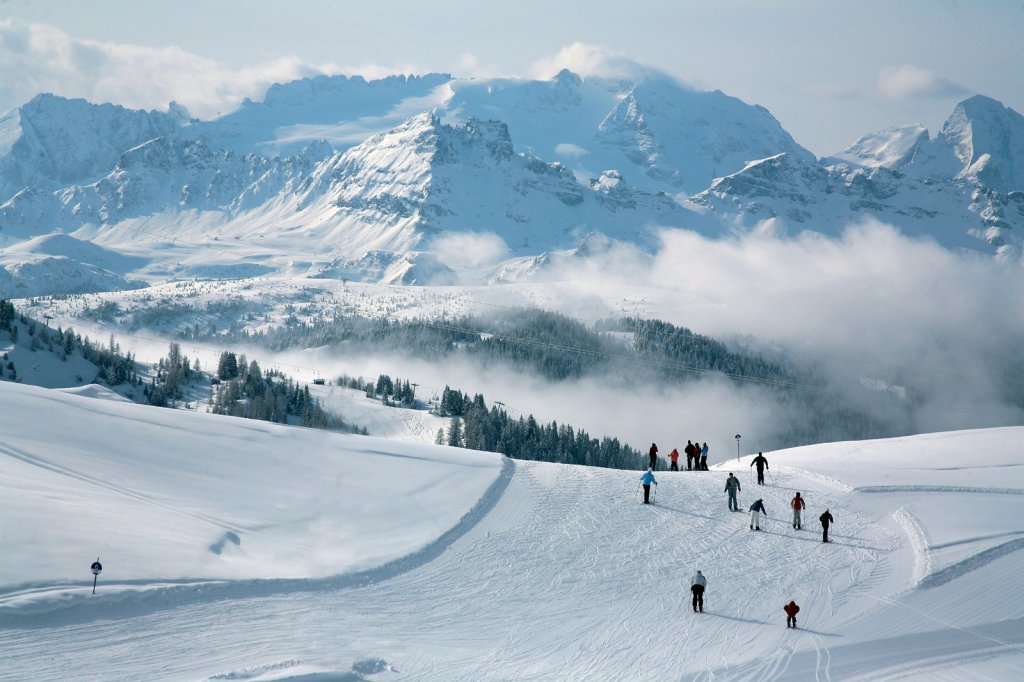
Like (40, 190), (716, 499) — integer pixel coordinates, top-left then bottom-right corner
(298, 138), (334, 162)
(596, 75), (814, 193)
(591, 170), (625, 192)
(351, 112), (515, 166)
(460, 118), (514, 161)
(553, 68), (584, 87)
(259, 72), (453, 109)
(166, 101), (193, 122)
(0, 93), (185, 198)
(939, 95), (1024, 191)
(832, 124), (930, 170)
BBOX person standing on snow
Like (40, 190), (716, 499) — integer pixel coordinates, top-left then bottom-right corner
(641, 468), (658, 504)
(750, 452), (769, 485)
(791, 492), (805, 529)
(820, 508), (834, 542)
(784, 600), (800, 628)
(684, 440), (695, 470)
(749, 498), (767, 530)
(700, 442), (709, 470)
(690, 570), (707, 613)
(669, 447), (680, 471)
(724, 473), (741, 511)
(649, 443), (659, 470)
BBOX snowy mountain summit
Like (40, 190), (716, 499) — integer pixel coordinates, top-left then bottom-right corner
(698, 94), (1024, 259)
(1, 71), (1023, 296)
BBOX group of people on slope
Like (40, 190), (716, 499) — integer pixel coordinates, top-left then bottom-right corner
(650, 440), (709, 472)
(647, 465), (837, 541)
(689, 570), (803, 629)
(643, 462), (835, 626)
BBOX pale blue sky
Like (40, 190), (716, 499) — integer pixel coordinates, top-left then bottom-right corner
(2, 0), (1023, 155)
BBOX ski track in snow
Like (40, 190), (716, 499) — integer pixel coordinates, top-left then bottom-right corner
(854, 485), (1024, 495)
(0, 460), (923, 681)
(0, 457), (514, 623)
(919, 537), (1024, 589)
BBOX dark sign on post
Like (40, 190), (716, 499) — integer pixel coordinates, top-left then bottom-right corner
(91, 557), (102, 594)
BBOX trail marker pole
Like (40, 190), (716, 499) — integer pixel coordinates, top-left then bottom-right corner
(90, 557), (102, 594)
(735, 434), (741, 463)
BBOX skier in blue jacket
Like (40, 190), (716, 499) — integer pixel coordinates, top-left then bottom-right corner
(641, 468), (657, 504)
(749, 498), (767, 530)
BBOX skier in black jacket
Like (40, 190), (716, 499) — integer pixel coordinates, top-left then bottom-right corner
(750, 452), (769, 485)
(820, 508), (834, 542)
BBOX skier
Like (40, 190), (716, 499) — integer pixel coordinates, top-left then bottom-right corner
(750, 452), (769, 485)
(700, 442), (709, 470)
(684, 440), (695, 470)
(690, 570), (707, 613)
(649, 443), (659, 470)
(669, 448), (680, 471)
(820, 508), (834, 542)
(749, 498), (767, 530)
(724, 473), (741, 511)
(791, 492), (805, 529)
(641, 468), (658, 504)
(784, 600), (800, 628)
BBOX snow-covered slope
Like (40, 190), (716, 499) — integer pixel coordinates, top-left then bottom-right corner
(206, 73), (453, 156)
(0, 233), (147, 298)
(1, 379), (1022, 680)
(0, 381), (504, 599)
(830, 123), (932, 170)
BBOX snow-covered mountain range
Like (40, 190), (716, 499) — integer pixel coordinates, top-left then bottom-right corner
(1, 70), (1023, 296)
(697, 95), (1024, 257)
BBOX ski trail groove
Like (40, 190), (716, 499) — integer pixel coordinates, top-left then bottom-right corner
(0, 456), (515, 626)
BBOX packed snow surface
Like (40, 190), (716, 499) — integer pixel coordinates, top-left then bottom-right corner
(1, 380), (1023, 680)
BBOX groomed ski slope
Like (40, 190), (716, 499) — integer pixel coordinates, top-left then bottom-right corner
(1, 382), (1023, 680)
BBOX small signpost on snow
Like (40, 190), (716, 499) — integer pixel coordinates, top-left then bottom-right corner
(91, 557), (102, 594)
(735, 434), (742, 462)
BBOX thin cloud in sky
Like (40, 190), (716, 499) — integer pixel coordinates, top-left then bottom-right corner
(454, 52), (504, 80)
(529, 42), (665, 83)
(0, 19), (422, 117)
(876, 64), (971, 100)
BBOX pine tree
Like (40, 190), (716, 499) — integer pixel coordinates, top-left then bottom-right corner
(446, 418), (463, 447)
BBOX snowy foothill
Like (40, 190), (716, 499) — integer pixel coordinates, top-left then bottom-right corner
(2, 378), (1024, 680)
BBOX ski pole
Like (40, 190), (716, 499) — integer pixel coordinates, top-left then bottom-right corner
(767, 468), (775, 485)
(652, 484), (657, 503)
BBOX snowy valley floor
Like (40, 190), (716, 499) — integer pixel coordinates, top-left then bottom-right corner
(1, 382), (1023, 680)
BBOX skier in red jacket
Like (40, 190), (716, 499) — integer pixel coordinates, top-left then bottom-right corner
(784, 600), (800, 628)
(791, 492), (806, 529)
